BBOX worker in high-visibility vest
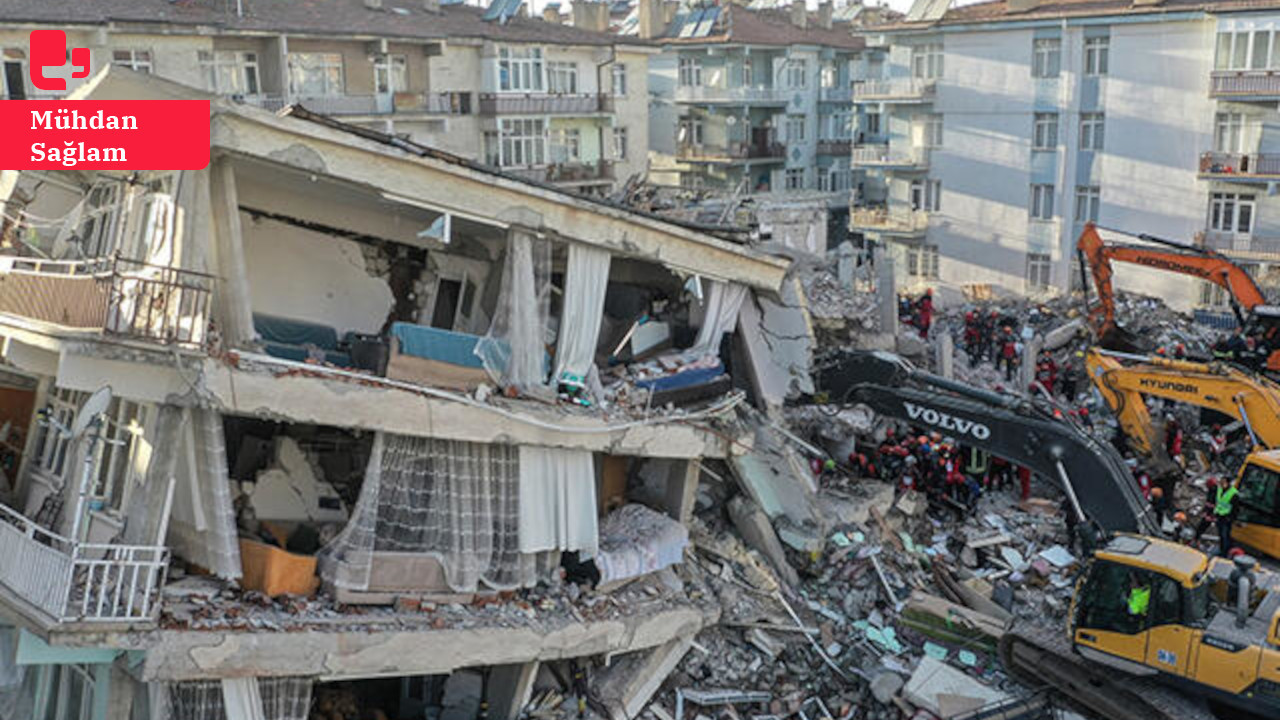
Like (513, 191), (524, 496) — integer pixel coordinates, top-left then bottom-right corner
(1215, 481), (1240, 557)
(1127, 575), (1151, 618)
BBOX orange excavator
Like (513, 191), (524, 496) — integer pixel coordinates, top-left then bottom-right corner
(1076, 222), (1280, 371)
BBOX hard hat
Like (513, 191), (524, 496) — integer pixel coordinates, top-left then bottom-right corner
(918, 435), (929, 445)
(1229, 547), (1246, 558)
(886, 427), (896, 438)
(1079, 408), (1089, 416)
(965, 312), (974, 321)
(1155, 347), (1166, 355)
(1075, 351), (1084, 358)
(1174, 511), (1187, 524)
(1151, 487), (1164, 499)
(1212, 424), (1222, 433)
(1207, 477), (1219, 488)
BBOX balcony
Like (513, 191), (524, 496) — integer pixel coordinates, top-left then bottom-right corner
(0, 256), (214, 347)
(819, 86), (853, 103)
(1198, 230), (1280, 260)
(672, 86), (792, 105)
(1210, 70), (1280, 100)
(676, 142), (786, 163)
(852, 79), (935, 103)
(478, 93), (612, 116)
(239, 93), (470, 116)
(505, 161), (615, 186)
(0, 502), (168, 627)
(817, 139), (853, 156)
(850, 207), (930, 236)
(1198, 151), (1280, 182)
(851, 144), (928, 170)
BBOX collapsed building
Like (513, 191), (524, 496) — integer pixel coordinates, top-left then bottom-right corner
(0, 67), (797, 719)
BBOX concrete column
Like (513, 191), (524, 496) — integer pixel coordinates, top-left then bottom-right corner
(209, 157), (256, 347)
(1021, 335), (1042, 394)
(665, 459), (700, 526)
(104, 659), (135, 720)
(488, 661), (539, 720)
(935, 332), (953, 379)
(875, 250), (897, 333)
(836, 241), (855, 289)
(595, 639), (693, 720)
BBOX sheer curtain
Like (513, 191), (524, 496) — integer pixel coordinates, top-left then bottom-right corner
(476, 230), (552, 392)
(690, 280), (748, 357)
(553, 244), (611, 383)
(517, 446), (598, 555)
(320, 433), (558, 593)
(166, 408), (242, 580)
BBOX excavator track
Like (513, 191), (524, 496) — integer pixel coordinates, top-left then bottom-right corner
(999, 628), (1216, 720)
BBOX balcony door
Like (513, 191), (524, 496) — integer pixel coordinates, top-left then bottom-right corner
(374, 54), (407, 113)
(1209, 192), (1256, 249)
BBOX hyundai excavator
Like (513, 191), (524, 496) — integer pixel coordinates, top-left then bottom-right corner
(1077, 222), (1280, 372)
(1087, 347), (1280, 559)
(814, 351), (1280, 718)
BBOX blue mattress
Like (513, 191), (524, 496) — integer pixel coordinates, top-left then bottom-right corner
(254, 313), (340, 350)
(634, 363), (725, 392)
(390, 322), (486, 369)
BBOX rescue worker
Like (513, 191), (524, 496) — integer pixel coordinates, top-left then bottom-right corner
(981, 310), (999, 362)
(1208, 424), (1228, 468)
(1215, 478), (1240, 557)
(1150, 486), (1169, 526)
(1194, 477), (1220, 542)
(1126, 573), (1151, 618)
(1061, 495), (1080, 554)
(963, 445), (989, 485)
(1059, 354), (1081, 402)
(916, 289), (933, 339)
(999, 327), (1019, 382)
(1164, 415), (1184, 464)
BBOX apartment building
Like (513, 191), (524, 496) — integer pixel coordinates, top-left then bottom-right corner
(643, 1), (866, 203)
(854, 0), (1280, 311)
(0, 0), (652, 193)
(0, 68), (789, 719)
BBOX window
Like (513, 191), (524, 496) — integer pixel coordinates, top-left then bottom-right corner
(1032, 38), (1061, 78)
(1033, 113), (1058, 150)
(911, 179), (942, 212)
(785, 168), (806, 190)
(821, 167), (852, 193)
(1026, 252), (1052, 289)
(786, 59), (808, 89)
(911, 43), (943, 80)
(31, 387), (89, 483)
(821, 63), (838, 88)
(1238, 462), (1280, 526)
(786, 115), (806, 142)
(613, 127), (628, 160)
(498, 46), (544, 92)
(112, 49), (153, 74)
(1148, 574), (1183, 628)
(547, 61), (579, 94)
(1215, 112), (1246, 153)
(483, 131), (500, 166)
(37, 664), (95, 720)
(199, 50), (260, 95)
(75, 183), (123, 257)
(612, 62), (627, 96)
(2, 56), (26, 100)
(1030, 183), (1055, 220)
(1078, 561), (1149, 636)
(907, 244), (940, 280)
(678, 117), (704, 145)
(741, 57), (753, 86)
(549, 127), (581, 163)
(1080, 113), (1105, 151)
(287, 52), (344, 96)
(1084, 36), (1109, 76)
(864, 109), (881, 136)
(678, 57), (702, 87)
(1074, 185), (1101, 223)
(1209, 192), (1256, 235)
(499, 118), (546, 166)
(1216, 30), (1279, 70)
(374, 54), (408, 94)
(923, 114), (943, 147)
(827, 112), (853, 140)
(91, 399), (149, 511)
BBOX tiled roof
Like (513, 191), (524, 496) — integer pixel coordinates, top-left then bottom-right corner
(661, 5), (865, 50)
(0, 0), (635, 46)
(868, 0), (1280, 30)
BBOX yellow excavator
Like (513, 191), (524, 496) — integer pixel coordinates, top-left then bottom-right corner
(1086, 347), (1280, 559)
(1003, 534), (1280, 719)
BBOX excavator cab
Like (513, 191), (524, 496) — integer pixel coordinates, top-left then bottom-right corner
(1231, 452), (1280, 559)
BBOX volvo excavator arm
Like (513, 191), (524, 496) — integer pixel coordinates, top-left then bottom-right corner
(816, 350), (1159, 534)
(1077, 222), (1269, 348)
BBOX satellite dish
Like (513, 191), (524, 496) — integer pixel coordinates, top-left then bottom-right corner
(70, 387), (113, 439)
(726, 116), (737, 126)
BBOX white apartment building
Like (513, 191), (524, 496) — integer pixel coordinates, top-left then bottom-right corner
(856, 0), (1280, 312)
(0, 0), (652, 193)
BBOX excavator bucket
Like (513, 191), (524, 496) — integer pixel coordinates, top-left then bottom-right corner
(1098, 325), (1148, 354)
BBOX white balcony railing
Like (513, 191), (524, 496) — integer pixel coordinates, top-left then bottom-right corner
(673, 85), (792, 104)
(238, 93), (466, 116)
(820, 86), (853, 103)
(0, 503), (168, 624)
(852, 79), (935, 102)
(1210, 70), (1280, 98)
(851, 144), (928, 168)
(851, 207), (930, 234)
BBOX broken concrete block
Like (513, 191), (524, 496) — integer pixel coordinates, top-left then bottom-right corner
(869, 671), (904, 705)
(727, 496), (800, 588)
(747, 629), (785, 660)
(595, 639), (693, 720)
(902, 657), (1008, 717)
(892, 490), (926, 518)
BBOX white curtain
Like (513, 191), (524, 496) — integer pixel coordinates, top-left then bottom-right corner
(476, 230), (552, 392)
(221, 678), (265, 720)
(553, 244), (612, 383)
(319, 433), (558, 593)
(166, 408), (242, 580)
(691, 280), (748, 357)
(517, 446), (599, 555)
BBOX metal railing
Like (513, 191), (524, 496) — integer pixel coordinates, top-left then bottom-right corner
(0, 502), (168, 623)
(820, 86), (853, 103)
(852, 78), (935, 102)
(505, 160), (615, 184)
(851, 144), (928, 168)
(1210, 70), (1280, 98)
(676, 142), (786, 161)
(478, 93), (612, 115)
(1199, 151), (1280, 177)
(0, 255), (214, 347)
(238, 93), (468, 116)
(673, 86), (792, 103)
(850, 207), (930, 233)
(817, 139), (853, 156)
(1199, 230), (1280, 258)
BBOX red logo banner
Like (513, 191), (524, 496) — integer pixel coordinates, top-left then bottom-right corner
(0, 100), (210, 170)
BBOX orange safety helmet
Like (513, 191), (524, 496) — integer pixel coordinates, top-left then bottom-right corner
(1150, 487), (1164, 499)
